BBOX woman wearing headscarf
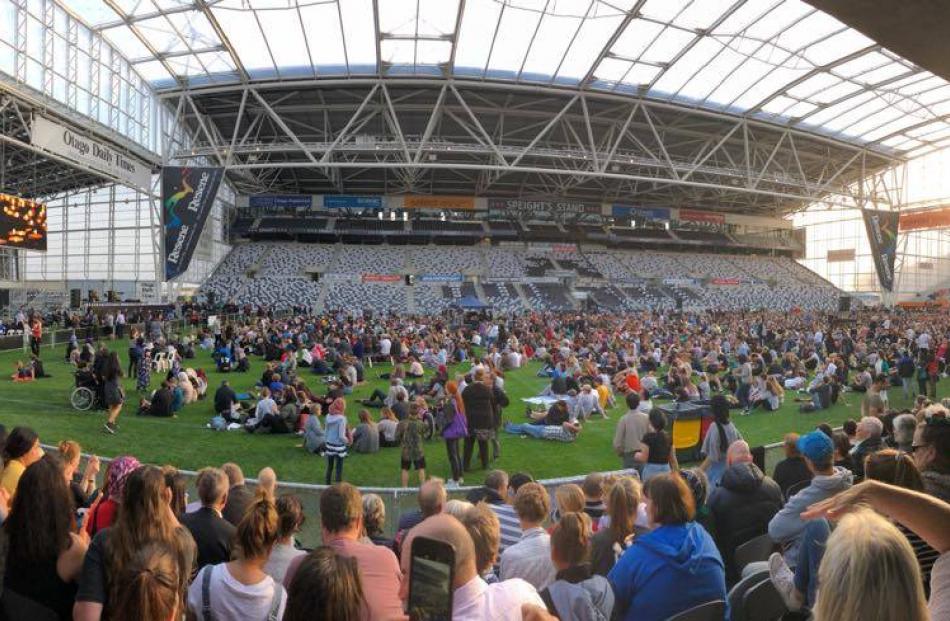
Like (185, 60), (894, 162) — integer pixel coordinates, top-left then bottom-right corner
(442, 380), (468, 488)
(84, 455), (141, 537)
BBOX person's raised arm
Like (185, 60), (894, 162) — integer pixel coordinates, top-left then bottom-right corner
(802, 479), (950, 553)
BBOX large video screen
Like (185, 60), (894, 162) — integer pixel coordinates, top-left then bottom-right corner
(0, 193), (47, 251)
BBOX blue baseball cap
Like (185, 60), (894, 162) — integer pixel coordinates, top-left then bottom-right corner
(797, 431), (834, 464)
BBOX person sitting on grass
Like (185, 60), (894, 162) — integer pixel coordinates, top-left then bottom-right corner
(137, 380), (175, 417)
(504, 420), (582, 443)
(10, 360), (34, 382)
(396, 402), (428, 487)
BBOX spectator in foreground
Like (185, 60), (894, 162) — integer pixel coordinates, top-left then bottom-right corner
(608, 472), (727, 621)
(75, 465), (196, 621)
(3, 454), (88, 619)
(465, 470), (531, 555)
(221, 462), (254, 526)
(913, 413), (950, 503)
(612, 393), (649, 470)
(399, 513), (545, 619)
(581, 473), (606, 524)
(814, 508), (928, 621)
(180, 467), (236, 570)
(850, 416), (884, 480)
(700, 395), (742, 487)
(708, 440), (783, 585)
(84, 455), (141, 537)
(591, 476), (645, 577)
(284, 547), (364, 621)
(541, 512), (615, 620)
(265, 494), (307, 584)
(462, 502), (502, 584)
(500, 482), (557, 590)
(772, 432), (813, 497)
(394, 478), (446, 552)
(0, 425), (44, 501)
(767, 431), (853, 569)
(111, 541), (183, 621)
(362, 492), (394, 549)
(187, 492), (286, 620)
(283, 483), (403, 621)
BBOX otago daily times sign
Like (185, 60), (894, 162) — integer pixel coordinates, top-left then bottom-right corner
(162, 167), (224, 281)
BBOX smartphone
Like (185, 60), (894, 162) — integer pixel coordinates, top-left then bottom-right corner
(408, 536), (455, 621)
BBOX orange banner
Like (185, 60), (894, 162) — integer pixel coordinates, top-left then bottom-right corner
(402, 195), (476, 210)
(899, 206), (950, 232)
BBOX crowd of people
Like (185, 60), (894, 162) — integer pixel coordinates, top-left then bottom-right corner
(2, 302), (950, 619)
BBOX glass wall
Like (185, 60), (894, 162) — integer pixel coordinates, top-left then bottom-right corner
(793, 208), (881, 293)
(0, 0), (157, 151)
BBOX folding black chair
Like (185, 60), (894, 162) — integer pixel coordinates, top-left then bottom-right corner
(734, 532), (775, 572)
(665, 599), (726, 621)
(742, 577), (789, 621)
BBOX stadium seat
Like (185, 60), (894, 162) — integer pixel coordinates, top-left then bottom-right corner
(741, 576), (788, 621)
(0, 589), (58, 621)
(733, 533), (775, 573)
(664, 599), (726, 621)
(727, 570), (769, 621)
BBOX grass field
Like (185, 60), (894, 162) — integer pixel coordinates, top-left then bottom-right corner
(1, 337), (944, 487)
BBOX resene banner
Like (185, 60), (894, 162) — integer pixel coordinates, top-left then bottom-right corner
(679, 209), (725, 225)
(861, 208), (900, 292)
(361, 274), (402, 283)
(162, 167), (224, 281)
(323, 195), (384, 209)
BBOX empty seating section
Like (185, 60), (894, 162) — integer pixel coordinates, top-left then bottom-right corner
(331, 245), (406, 274)
(525, 282), (574, 311)
(481, 283), (524, 313)
(674, 229), (731, 243)
(256, 216), (328, 232)
(323, 281), (408, 314)
(409, 246), (482, 274)
(610, 227), (672, 240)
(257, 244), (336, 277)
(200, 242), (839, 312)
(412, 220), (485, 233)
(337, 218), (404, 232)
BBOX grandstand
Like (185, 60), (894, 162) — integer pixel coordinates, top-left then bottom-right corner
(3, 2), (950, 620)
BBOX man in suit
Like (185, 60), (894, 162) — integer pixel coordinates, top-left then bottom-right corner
(221, 462), (254, 525)
(181, 467), (236, 569)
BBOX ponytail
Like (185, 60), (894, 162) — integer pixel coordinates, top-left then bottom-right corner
(236, 490), (280, 560)
(111, 542), (181, 621)
(551, 512), (591, 567)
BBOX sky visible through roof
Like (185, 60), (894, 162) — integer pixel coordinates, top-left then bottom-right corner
(56, 0), (950, 157)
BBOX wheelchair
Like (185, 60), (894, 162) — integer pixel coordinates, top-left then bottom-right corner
(70, 370), (102, 411)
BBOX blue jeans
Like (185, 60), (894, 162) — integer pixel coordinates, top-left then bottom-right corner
(642, 463), (671, 481)
(794, 518), (830, 609)
(505, 422), (544, 439)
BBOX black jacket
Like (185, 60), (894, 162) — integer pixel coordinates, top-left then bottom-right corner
(772, 456), (813, 497)
(462, 383), (495, 431)
(180, 507), (236, 569)
(708, 462), (784, 585)
(214, 385), (238, 414)
(851, 436), (883, 481)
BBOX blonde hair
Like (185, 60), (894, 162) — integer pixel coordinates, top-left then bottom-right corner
(554, 484), (585, 515)
(550, 512), (592, 567)
(607, 477), (642, 543)
(58, 440), (81, 465)
(815, 508), (927, 621)
(443, 499), (474, 520)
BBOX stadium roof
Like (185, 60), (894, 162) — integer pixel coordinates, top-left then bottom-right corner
(58, 0), (950, 158)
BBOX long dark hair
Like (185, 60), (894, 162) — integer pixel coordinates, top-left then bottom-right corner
(2, 426), (38, 466)
(4, 453), (75, 566)
(104, 351), (123, 381)
(710, 395), (731, 454)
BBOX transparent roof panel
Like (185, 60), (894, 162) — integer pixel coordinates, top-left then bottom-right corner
(52, 0), (950, 154)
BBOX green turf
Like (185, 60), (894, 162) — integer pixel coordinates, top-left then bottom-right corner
(0, 337), (944, 487)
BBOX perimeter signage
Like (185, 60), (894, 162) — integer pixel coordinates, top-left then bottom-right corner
(162, 166), (224, 281)
(488, 198), (600, 216)
(31, 115), (152, 191)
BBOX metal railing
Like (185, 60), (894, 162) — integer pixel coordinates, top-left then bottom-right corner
(45, 439), (789, 549)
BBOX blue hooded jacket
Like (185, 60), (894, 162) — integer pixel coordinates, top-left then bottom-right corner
(608, 522), (728, 621)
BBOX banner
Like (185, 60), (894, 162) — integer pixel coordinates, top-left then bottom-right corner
(710, 278), (741, 285)
(323, 195), (383, 209)
(248, 195), (313, 210)
(611, 204), (672, 221)
(31, 115), (152, 190)
(488, 198), (600, 215)
(861, 208), (899, 292)
(899, 206), (950, 232)
(663, 277), (699, 287)
(679, 209), (725, 225)
(403, 195), (476, 210)
(417, 274), (463, 283)
(162, 167), (224, 281)
(826, 248), (855, 262)
(361, 274), (402, 283)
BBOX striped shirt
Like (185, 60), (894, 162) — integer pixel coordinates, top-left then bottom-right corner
(900, 523), (939, 595)
(489, 503), (522, 555)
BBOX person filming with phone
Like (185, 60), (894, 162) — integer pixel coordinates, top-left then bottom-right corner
(400, 513), (545, 620)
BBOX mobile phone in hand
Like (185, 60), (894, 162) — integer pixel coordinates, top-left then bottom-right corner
(408, 535), (455, 621)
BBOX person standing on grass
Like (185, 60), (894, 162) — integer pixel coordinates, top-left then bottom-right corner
(324, 398), (350, 485)
(103, 352), (125, 435)
(442, 380), (468, 489)
(397, 402), (427, 487)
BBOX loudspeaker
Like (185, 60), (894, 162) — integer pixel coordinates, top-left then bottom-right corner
(838, 296), (852, 312)
(310, 272), (320, 283)
(0, 289), (8, 308)
(107, 290), (117, 302)
(70, 289), (81, 308)
(405, 274), (414, 286)
(88, 290), (99, 303)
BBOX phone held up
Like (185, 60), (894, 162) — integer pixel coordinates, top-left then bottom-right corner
(408, 535), (456, 621)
